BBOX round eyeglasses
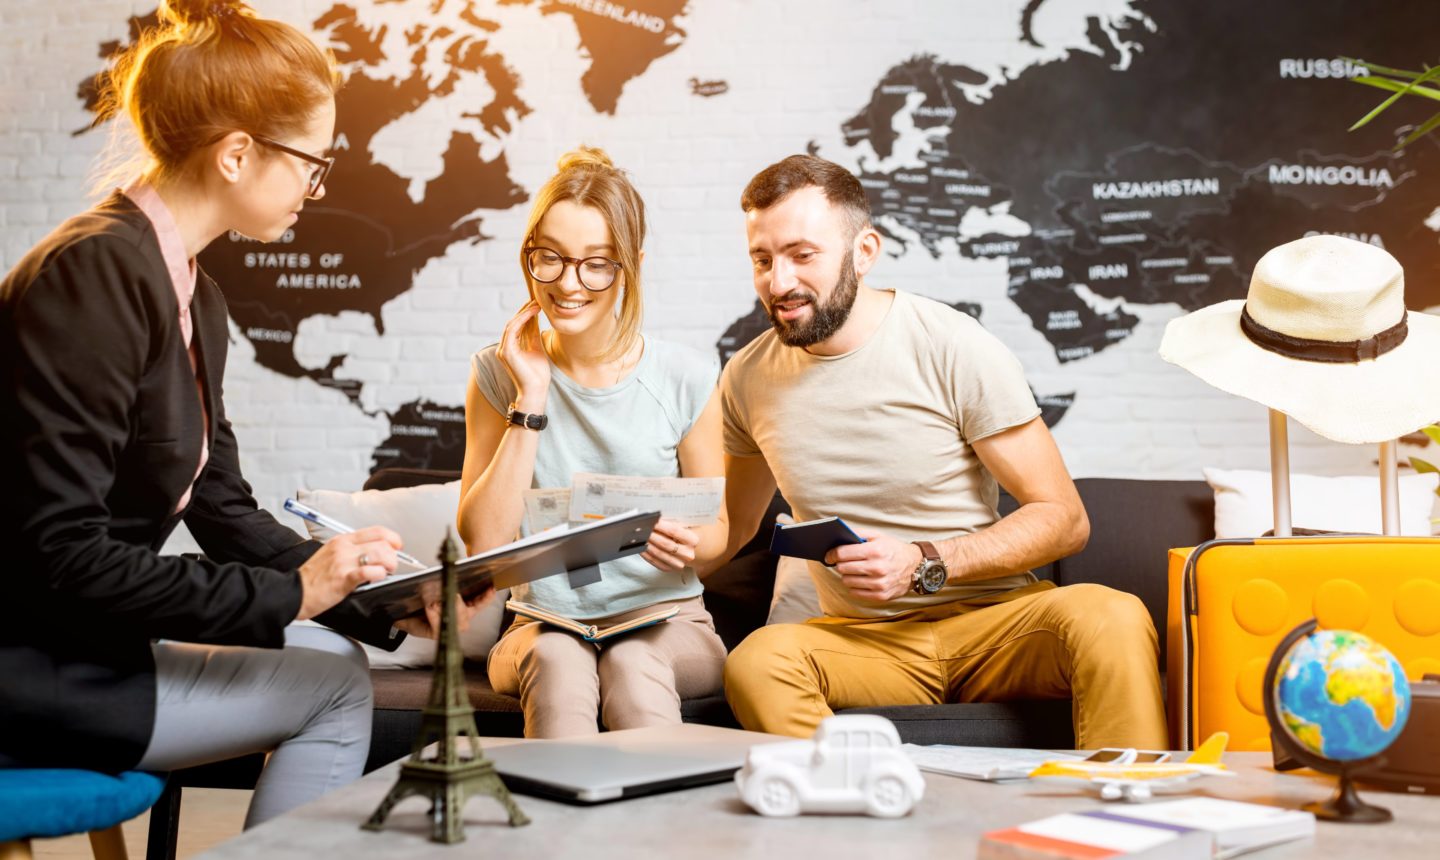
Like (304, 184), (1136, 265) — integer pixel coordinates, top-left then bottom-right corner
(525, 246), (622, 292)
(253, 135), (334, 199)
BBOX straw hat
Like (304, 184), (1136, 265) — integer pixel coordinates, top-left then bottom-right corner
(1159, 234), (1440, 444)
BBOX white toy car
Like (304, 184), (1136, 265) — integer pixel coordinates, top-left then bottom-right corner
(735, 714), (925, 818)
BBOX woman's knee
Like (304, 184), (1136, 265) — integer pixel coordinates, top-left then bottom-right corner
(290, 643), (373, 713)
(284, 624), (370, 671)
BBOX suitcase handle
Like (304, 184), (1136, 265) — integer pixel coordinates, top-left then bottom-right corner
(1267, 408), (1400, 537)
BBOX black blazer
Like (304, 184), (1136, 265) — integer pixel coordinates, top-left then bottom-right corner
(0, 194), (399, 772)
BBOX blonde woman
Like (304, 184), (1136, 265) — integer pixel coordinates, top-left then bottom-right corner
(458, 147), (729, 738)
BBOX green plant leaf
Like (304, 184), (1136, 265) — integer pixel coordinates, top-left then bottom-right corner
(1399, 109), (1440, 148)
(1350, 90), (1409, 130)
(1351, 63), (1440, 130)
(1411, 456), (1439, 474)
(1422, 425), (1440, 446)
(1343, 57), (1425, 78)
(1351, 76), (1440, 103)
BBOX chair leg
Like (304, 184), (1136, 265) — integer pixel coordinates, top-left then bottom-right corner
(145, 781), (182, 860)
(88, 826), (128, 860)
(0, 840), (34, 860)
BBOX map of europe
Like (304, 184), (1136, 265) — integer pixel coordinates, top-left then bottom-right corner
(80, 0), (1440, 475)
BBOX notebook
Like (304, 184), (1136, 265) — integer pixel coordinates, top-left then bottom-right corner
(484, 723), (778, 804)
(769, 516), (865, 562)
(505, 599), (679, 643)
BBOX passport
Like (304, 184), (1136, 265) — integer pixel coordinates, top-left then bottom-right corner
(769, 516), (865, 562)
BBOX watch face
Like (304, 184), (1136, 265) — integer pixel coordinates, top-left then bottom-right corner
(918, 561), (947, 594)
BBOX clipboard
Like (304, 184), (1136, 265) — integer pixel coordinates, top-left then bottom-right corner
(343, 510), (660, 621)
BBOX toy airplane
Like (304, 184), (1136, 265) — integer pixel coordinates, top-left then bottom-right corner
(1028, 732), (1234, 801)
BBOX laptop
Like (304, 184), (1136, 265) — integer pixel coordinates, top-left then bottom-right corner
(483, 723), (780, 804)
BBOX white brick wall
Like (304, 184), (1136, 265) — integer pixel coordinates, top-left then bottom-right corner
(2, 1), (1417, 558)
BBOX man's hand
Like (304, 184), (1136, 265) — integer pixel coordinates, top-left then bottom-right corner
(394, 587), (497, 639)
(825, 529), (924, 602)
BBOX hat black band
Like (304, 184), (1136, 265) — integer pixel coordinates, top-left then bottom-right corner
(1240, 304), (1408, 363)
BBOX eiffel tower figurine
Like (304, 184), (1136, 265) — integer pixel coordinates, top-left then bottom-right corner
(363, 530), (529, 842)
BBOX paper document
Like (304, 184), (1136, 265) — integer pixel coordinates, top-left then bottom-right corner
(902, 744), (1084, 781)
(523, 488), (575, 533)
(568, 472), (724, 526)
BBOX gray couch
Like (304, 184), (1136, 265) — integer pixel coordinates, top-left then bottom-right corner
(360, 471), (1216, 766)
(146, 474), (1214, 860)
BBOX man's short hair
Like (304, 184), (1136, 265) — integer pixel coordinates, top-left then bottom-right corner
(740, 154), (872, 239)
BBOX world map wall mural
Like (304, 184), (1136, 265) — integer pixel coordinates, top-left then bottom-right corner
(70, 0), (1440, 486)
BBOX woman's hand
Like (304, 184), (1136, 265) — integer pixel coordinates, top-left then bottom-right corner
(394, 587), (496, 639)
(295, 527), (404, 621)
(496, 300), (550, 407)
(641, 518), (699, 572)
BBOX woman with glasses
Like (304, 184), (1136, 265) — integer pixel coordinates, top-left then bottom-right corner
(459, 147), (729, 738)
(0, 0), (470, 826)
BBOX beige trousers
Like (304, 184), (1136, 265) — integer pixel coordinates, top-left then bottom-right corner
(724, 581), (1168, 749)
(488, 595), (728, 738)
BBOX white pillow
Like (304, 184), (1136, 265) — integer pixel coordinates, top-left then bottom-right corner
(294, 481), (508, 668)
(1203, 468), (1439, 539)
(767, 555), (822, 624)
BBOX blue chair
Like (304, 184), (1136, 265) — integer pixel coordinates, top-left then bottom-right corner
(0, 770), (166, 860)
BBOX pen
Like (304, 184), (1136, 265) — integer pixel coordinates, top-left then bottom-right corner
(283, 498), (427, 569)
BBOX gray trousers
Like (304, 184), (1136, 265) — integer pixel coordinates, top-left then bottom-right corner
(136, 625), (373, 828)
(488, 595), (727, 738)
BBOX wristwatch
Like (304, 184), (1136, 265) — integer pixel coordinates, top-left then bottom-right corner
(506, 403), (548, 431)
(911, 541), (947, 594)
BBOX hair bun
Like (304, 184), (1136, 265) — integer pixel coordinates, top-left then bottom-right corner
(556, 145), (615, 172)
(160, 0), (249, 28)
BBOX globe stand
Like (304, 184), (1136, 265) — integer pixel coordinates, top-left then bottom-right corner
(1305, 766), (1392, 823)
(1263, 619), (1398, 825)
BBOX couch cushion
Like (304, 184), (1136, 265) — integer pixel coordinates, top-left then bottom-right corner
(841, 701), (1075, 748)
(1205, 467), (1438, 537)
(296, 480), (509, 667)
(1053, 479), (1213, 669)
(371, 665), (520, 713)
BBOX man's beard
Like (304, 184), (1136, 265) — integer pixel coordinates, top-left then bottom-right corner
(767, 250), (859, 348)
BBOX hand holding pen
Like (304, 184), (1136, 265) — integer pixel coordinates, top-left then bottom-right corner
(284, 498), (427, 569)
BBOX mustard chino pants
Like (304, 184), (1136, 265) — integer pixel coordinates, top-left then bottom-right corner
(723, 581), (1168, 749)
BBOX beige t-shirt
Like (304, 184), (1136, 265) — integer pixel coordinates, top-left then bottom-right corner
(721, 289), (1041, 619)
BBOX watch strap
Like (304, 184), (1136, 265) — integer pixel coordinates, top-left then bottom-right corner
(506, 403), (548, 431)
(914, 540), (941, 562)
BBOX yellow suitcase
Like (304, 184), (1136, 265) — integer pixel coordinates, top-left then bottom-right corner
(1166, 537), (1440, 751)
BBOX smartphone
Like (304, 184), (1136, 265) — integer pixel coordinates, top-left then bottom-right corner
(1084, 748), (1171, 764)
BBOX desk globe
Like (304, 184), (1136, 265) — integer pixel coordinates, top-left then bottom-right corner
(1263, 619), (1412, 822)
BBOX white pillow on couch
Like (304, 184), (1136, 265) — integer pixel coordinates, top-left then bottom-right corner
(294, 481), (508, 668)
(1203, 467), (1439, 539)
(767, 555), (822, 625)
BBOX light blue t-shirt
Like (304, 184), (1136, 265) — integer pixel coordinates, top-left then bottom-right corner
(471, 337), (718, 620)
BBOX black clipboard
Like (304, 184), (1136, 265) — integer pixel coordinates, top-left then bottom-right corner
(343, 510), (660, 621)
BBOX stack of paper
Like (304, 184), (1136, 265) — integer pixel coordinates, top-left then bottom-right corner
(523, 473), (724, 532)
(1108, 798), (1315, 858)
(980, 799), (1315, 859)
(902, 744), (1085, 781)
(981, 811), (1211, 859)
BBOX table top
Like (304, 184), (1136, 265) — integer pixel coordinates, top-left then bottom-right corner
(198, 744), (1439, 860)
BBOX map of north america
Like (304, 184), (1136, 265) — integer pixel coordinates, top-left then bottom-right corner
(81, 0), (1440, 475)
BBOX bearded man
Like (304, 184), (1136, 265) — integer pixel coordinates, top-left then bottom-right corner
(715, 154), (1166, 749)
